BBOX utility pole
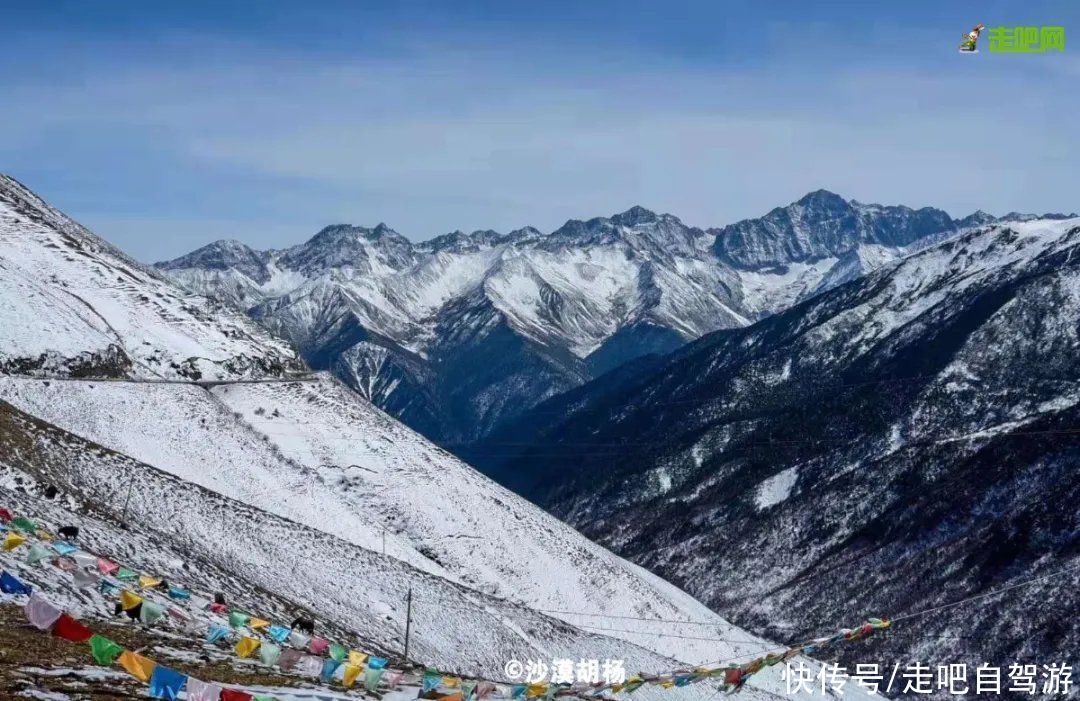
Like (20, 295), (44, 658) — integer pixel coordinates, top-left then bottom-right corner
(403, 586), (413, 663)
(120, 480), (134, 529)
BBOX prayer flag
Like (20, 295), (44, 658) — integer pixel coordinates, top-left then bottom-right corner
(365, 667), (386, 691)
(328, 643), (346, 662)
(25, 594), (63, 630)
(343, 664), (362, 688)
(72, 568), (100, 590)
(186, 678), (224, 701)
(25, 543), (53, 564)
(0, 570), (31, 595)
(220, 690), (254, 701)
(12, 516), (36, 532)
(278, 649), (303, 671)
(268, 625), (291, 643)
(235, 636), (261, 658)
(140, 600), (166, 625)
(206, 624), (230, 643)
(248, 617), (270, 630)
(229, 611), (250, 629)
(97, 559), (120, 575)
(259, 642), (281, 667)
(89, 635), (124, 665)
(347, 650), (367, 666)
(321, 658), (341, 683)
(116, 567), (137, 580)
(139, 575), (163, 589)
(55, 557), (78, 572)
(72, 552), (97, 569)
(307, 637), (329, 655)
(369, 655), (388, 669)
(52, 542), (78, 556)
(53, 614), (93, 642)
(295, 654), (323, 678)
(149, 665), (188, 700)
(2, 532), (27, 551)
(118, 650), (157, 682)
(167, 587), (190, 600)
(119, 590), (143, 611)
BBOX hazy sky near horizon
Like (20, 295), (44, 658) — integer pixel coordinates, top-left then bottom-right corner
(2, 0), (1078, 260)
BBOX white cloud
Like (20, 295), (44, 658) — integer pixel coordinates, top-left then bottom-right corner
(2, 35), (1077, 258)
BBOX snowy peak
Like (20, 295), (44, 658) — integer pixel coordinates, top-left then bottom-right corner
(279, 223), (416, 275)
(711, 189), (955, 269)
(158, 239), (272, 282)
(543, 206), (707, 258)
(419, 229), (508, 254)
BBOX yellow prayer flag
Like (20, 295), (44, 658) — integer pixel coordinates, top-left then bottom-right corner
(661, 680), (675, 689)
(248, 617), (270, 630)
(343, 664), (362, 688)
(443, 676), (461, 688)
(138, 575), (162, 589)
(526, 684), (548, 697)
(348, 650), (368, 666)
(2, 532), (27, 551)
(119, 590), (144, 611)
(118, 650), (156, 682)
(36, 529), (54, 541)
(235, 636), (262, 658)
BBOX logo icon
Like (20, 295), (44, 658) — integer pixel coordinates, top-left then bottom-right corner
(959, 23), (985, 53)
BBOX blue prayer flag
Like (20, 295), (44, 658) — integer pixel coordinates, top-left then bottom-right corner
(52, 542), (78, 556)
(268, 624), (292, 643)
(148, 665), (187, 700)
(321, 658), (342, 683)
(205, 624), (231, 644)
(0, 571), (31, 596)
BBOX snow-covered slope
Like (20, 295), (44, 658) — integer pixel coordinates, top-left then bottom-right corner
(473, 217), (1080, 677)
(0, 175), (302, 381)
(0, 173), (855, 698)
(0, 399), (737, 691)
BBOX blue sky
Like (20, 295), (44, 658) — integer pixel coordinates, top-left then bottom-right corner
(2, 1), (1077, 260)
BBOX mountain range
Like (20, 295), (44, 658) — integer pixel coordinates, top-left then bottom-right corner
(157, 189), (1074, 446)
(470, 213), (1080, 676)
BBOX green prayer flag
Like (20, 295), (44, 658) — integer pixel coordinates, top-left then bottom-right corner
(139, 600), (166, 625)
(229, 610), (250, 628)
(116, 567), (137, 580)
(12, 517), (36, 533)
(25, 544), (53, 564)
(89, 635), (124, 666)
(365, 667), (385, 691)
(329, 642), (347, 662)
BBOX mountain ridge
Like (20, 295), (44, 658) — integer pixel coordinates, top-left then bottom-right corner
(467, 215), (1080, 679)
(157, 188), (1076, 445)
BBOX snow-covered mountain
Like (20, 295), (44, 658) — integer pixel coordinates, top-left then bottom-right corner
(472, 217), (1080, 676)
(159, 191), (1068, 445)
(0, 173), (846, 699)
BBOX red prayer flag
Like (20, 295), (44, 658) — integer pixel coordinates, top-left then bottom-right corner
(220, 689), (254, 701)
(0, 508), (13, 522)
(52, 613), (93, 643)
(724, 668), (742, 686)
